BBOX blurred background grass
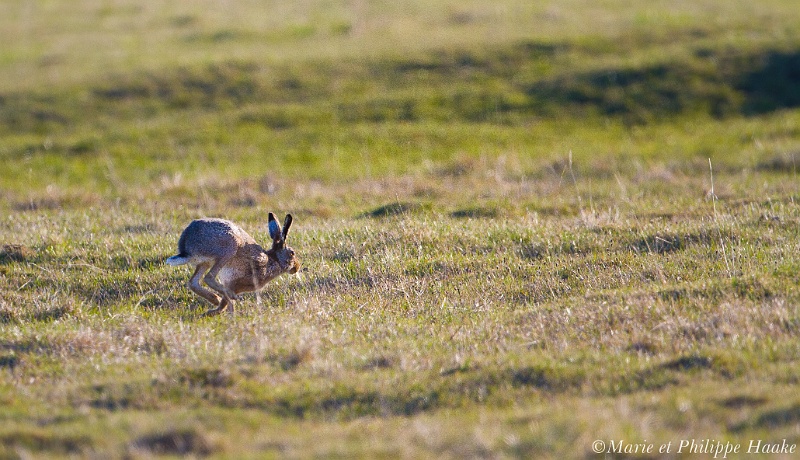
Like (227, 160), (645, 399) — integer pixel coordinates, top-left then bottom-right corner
(2, 0), (800, 207)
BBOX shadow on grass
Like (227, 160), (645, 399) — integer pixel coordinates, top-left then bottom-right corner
(627, 229), (728, 254)
(610, 352), (747, 395)
(0, 431), (92, 457)
(360, 201), (430, 218)
(450, 206), (500, 219)
(0, 244), (34, 264)
(3, 42), (799, 134)
(731, 404), (800, 432)
(227, 364), (589, 419)
(130, 428), (217, 457)
(738, 51), (800, 114)
(66, 353), (752, 421)
(527, 50), (800, 123)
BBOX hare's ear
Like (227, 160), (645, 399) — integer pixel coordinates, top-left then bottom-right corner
(268, 212), (283, 243)
(282, 214), (293, 241)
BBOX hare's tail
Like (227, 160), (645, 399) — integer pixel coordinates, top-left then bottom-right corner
(166, 254), (190, 266)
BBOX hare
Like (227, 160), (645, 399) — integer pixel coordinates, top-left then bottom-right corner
(166, 213), (300, 316)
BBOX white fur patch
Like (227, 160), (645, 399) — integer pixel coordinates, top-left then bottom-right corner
(165, 256), (189, 266)
(218, 266), (236, 285)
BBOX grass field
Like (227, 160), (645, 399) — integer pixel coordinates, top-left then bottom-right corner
(2, 0), (800, 457)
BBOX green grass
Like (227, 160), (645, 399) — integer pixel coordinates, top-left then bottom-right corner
(2, 0), (800, 457)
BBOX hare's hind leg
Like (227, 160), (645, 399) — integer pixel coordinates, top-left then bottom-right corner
(201, 258), (239, 317)
(189, 262), (221, 307)
(202, 297), (232, 317)
(203, 258), (238, 304)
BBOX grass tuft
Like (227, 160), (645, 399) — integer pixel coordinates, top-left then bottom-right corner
(362, 202), (430, 218)
(0, 244), (34, 263)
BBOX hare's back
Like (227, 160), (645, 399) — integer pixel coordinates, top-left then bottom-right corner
(178, 218), (255, 259)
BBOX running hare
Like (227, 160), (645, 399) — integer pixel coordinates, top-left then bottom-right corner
(166, 213), (300, 316)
